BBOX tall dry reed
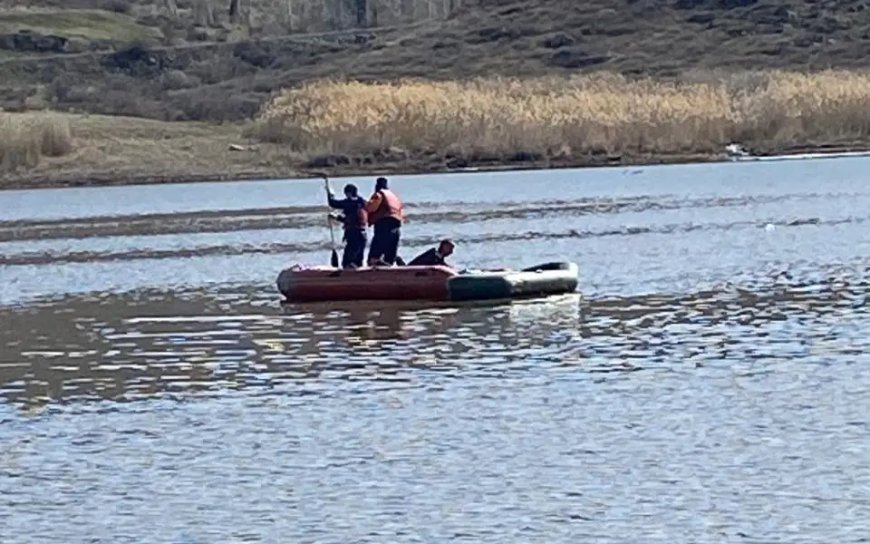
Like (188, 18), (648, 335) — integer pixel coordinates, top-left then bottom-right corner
(251, 71), (870, 159)
(0, 113), (73, 173)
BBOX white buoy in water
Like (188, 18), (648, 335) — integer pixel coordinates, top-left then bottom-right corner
(764, 223), (776, 232)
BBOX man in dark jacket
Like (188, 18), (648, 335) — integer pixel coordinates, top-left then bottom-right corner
(408, 239), (455, 267)
(327, 183), (368, 269)
(365, 177), (405, 266)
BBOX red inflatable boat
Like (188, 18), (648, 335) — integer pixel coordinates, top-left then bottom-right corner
(277, 264), (457, 302)
(276, 262), (579, 303)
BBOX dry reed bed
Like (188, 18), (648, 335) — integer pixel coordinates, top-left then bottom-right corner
(252, 71), (870, 159)
(0, 113), (73, 172)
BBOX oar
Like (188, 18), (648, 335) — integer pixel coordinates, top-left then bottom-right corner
(321, 174), (340, 268)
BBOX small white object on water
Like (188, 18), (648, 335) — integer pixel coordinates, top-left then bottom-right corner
(726, 143), (749, 158)
(764, 223), (776, 232)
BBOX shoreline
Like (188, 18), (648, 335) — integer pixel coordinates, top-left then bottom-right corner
(0, 151), (711, 192)
(4, 144), (870, 192)
(0, 107), (870, 191)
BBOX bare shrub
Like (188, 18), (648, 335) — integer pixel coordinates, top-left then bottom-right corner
(100, 0), (131, 14)
(172, 88), (263, 121)
(37, 115), (74, 156)
(0, 116), (41, 172)
(160, 69), (200, 90)
(0, 113), (73, 172)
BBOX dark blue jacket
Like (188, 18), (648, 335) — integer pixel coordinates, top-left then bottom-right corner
(328, 195), (367, 231)
(408, 248), (446, 267)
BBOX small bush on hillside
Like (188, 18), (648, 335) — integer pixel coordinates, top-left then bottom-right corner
(0, 116), (41, 172)
(100, 0), (131, 14)
(0, 114), (73, 173)
(161, 69), (201, 90)
(39, 115), (73, 156)
(173, 89), (263, 121)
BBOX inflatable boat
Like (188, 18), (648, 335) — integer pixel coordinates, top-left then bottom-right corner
(276, 262), (578, 303)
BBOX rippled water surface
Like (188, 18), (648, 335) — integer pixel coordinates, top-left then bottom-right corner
(1, 159), (869, 543)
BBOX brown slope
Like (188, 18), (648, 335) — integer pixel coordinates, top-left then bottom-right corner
(1, 0), (869, 121)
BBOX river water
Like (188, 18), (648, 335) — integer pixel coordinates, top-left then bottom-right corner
(0, 158), (868, 543)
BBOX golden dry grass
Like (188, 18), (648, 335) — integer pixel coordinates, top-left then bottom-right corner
(0, 113), (73, 172)
(252, 71), (870, 158)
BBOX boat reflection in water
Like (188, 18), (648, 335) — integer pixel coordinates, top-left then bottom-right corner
(0, 287), (584, 410)
(6, 265), (865, 412)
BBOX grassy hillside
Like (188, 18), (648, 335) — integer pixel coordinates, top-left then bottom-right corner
(0, 112), (301, 188)
(1, 0), (870, 122)
(0, 9), (161, 42)
(2, 1), (870, 188)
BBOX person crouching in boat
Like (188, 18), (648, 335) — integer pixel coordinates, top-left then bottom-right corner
(365, 177), (405, 266)
(327, 183), (368, 269)
(408, 239), (455, 267)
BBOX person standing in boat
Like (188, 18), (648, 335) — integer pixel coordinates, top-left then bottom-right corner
(365, 177), (405, 266)
(408, 239), (455, 267)
(327, 183), (368, 269)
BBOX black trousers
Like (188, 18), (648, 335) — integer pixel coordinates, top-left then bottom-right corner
(368, 218), (401, 264)
(342, 229), (366, 269)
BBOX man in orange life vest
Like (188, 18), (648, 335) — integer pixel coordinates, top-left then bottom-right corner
(365, 177), (405, 266)
(327, 183), (368, 269)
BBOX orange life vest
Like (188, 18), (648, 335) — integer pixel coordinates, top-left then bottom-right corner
(367, 189), (404, 224)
